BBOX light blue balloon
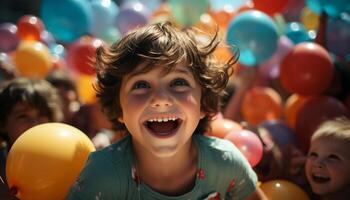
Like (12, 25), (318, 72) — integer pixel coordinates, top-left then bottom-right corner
(41, 0), (92, 43)
(226, 10), (279, 66)
(90, 0), (119, 36)
(284, 22), (312, 44)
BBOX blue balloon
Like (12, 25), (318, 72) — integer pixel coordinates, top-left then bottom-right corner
(41, 0), (92, 43)
(226, 10), (279, 66)
(284, 22), (312, 44)
(258, 120), (297, 147)
(306, 0), (350, 17)
(168, 0), (209, 26)
(90, 0), (119, 36)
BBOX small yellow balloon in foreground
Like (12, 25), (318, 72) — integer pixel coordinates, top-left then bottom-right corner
(6, 123), (95, 200)
(260, 180), (310, 200)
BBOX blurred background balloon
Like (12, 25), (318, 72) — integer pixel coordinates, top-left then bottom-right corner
(227, 10), (279, 66)
(206, 118), (242, 138)
(260, 180), (310, 200)
(241, 86), (282, 126)
(41, 0), (92, 43)
(294, 95), (349, 152)
(306, 0), (350, 18)
(98, 27), (121, 45)
(76, 74), (97, 105)
(284, 22), (312, 44)
(252, 0), (289, 16)
(40, 30), (56, 47)
(282, 0), (305, 22)
(13, 41), (52, 78)
(6, 123), (95, 200)
(279, 42), (333, 95)
(168, 0), (209, 26)
(66, 36), (103, 75)
(259, 36), (294, 79)
(284, 94), (315, 129)
(0, 23), (19, 52)
(16, 15), (45, 41)
(225, 129), (263, 167)
(258, 120), (297, 147)
(300, 7), (320, 31)
(115, 1), (149, 35)
(89, 0), (119, 37)
(326, 14), (350, 58)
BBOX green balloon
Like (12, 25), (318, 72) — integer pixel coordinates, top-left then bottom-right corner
(168, 0), (209, 26)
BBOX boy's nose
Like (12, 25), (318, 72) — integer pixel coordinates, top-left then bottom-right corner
(150, 89), (173, 108)
(313, 158), (325, 169)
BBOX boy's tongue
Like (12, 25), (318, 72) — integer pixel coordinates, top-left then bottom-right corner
(147, 121), (177, 134)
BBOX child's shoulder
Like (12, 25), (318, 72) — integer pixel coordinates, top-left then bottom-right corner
(194, 134), (238, 153)
(96, 134), (133, 164)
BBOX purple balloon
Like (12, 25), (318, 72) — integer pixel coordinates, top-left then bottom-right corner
(259, 36), (294, 79)
(326, 15), (350, 58)
(258, 120), (297, 147)
(115, 1), (149, 35)
(0, 23), (19, 52)
(40, 30), (56, 46)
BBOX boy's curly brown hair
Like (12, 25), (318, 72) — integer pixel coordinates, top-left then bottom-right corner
(95, 21), (238, 134)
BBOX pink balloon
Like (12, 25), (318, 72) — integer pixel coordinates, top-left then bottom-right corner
(259, 36), (294, 79)
(224, 129), (263, 167)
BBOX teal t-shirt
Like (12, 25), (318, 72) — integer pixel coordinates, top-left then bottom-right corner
(66, 134), (257, 200)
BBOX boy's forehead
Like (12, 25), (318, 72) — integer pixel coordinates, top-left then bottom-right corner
(127, 60), (191, 77)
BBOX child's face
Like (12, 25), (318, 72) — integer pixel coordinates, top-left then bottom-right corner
(305, 137), (350, 196)
(4, 102), (50, 145)
(119, 61), (204, 157)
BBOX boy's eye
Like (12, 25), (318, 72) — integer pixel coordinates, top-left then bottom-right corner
(132, 81), (150, 90)
(170, 78), (189, 87)
(328, 154), (340, 161)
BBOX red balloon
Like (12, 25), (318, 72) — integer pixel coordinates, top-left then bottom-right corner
(225, 129), (263, 167)
(206, 118), (242, 138)
(280, 42), (334, 95)
(241, 86), (282, 126)
(295, 95), (349, 152)
(16, 15), (45, 41)
(66, 36), (103, 75)
(253, 0), (288, 16)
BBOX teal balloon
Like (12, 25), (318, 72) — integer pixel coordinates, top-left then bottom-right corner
(98, 27), (121, 44)
(168, 0), (209, 26)
(226, 10), (279, 66)
(41, 0), (92, 43)
(306, 0), (350, 17)
(284, 22), (312, 44)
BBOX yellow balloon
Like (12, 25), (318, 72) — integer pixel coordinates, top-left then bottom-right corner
(14, 41), (52, 78)
(6, 123), (95, 200)
(300, 7), (320, 31)
(260, 180), (310, 200)
(76, 74), (97, 105)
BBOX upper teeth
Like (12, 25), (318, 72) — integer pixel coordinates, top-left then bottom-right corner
(147, 117), (178, 122)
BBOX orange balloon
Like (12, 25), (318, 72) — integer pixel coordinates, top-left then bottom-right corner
(76, 74), (97, 105)
(194, 13), (218, 36)
(207, 118), (242, 138)
(16, 15), (45, 41)
(260, 180), (310, 200)
(284, 94), (313, 129)
(6, 123), (95, 200)
(14, 41), (52, 78)
(241, 86), (282, 126)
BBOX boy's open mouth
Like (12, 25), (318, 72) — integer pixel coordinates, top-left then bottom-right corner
(312, 174), (330, 183)
(144, 117), (181, 138)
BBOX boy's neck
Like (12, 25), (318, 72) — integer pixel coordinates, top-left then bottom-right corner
(133, 139), (198, 195)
